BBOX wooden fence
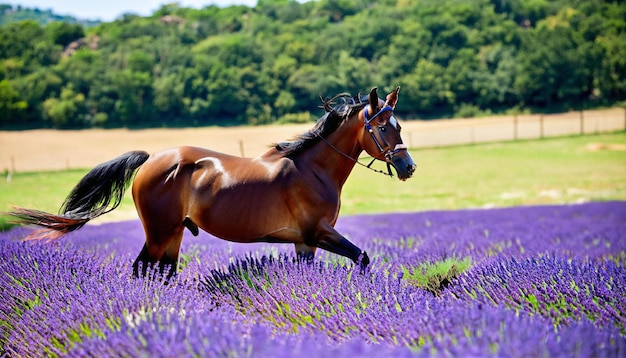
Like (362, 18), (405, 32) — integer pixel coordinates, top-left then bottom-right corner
(1, 107), (625, 173)
(400, 107), (625, 148)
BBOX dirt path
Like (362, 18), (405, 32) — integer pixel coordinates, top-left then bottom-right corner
(0, 124), (311, 172)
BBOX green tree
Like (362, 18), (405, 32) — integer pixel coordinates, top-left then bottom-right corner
(127, 50), (154, 73)
(472, 45), (518, 108)
(0, 79), (27, 125)
(153, 72), (185, 120)
(598, 33), (626, 100)
(42, 84), (86, 128)
(514, 21), (591, 108)
(396, 59), (454, 116)
(274, 90), (296, 117)
(378, 21), (432, 82)
(11, 69), (62, 124)
(111, 70), (153, 126)
(287, 64), (341, 109)
(46, 21), (84, 47)
(335, 51), (376, 94)
(0, 20), (44, 59)
(445, 48), (480, 105)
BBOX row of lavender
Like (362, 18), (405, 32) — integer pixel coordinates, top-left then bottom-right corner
(1, 202), (625, 356)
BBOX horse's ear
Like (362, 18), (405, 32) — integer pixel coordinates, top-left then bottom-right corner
(386, 86), (401, 109)
(368, 87), (379, 112)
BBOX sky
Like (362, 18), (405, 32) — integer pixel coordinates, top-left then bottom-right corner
(10, 1), (258, 22)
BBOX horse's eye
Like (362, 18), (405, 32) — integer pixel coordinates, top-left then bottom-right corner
(379, 126), (387, 132)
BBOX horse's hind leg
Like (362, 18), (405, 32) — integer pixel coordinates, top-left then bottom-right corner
(131, 153), (192, 278)
(132, 222), (185, 279)
(295, 243), (317, 264)
(132, 244), (151, 277)
(160, 230), (184, 277)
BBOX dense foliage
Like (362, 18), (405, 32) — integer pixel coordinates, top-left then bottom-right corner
(1, 202), (624, 355)
(1, 0), (625, 129)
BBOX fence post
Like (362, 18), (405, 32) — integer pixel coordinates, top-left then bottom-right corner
(580, 110), (584, 135)
(239, 140), (245, 157)
(7, 156), (15, 182)
(513, 114), (518, 141)
(540, 114), (544, 139)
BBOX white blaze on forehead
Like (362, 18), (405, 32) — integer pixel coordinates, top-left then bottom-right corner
(389, 115), (399, 129)
(195, 157), (232, 186)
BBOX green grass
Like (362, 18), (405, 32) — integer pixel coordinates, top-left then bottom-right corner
(0, 169), (136, 230)
(341, 132), (626, 214)
(402, 257), (473, 296)
(1, 132), (625, 230)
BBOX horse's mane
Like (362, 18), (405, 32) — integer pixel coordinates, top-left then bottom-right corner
(274, 93), (370, 157)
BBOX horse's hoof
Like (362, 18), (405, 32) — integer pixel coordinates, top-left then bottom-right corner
(358, 251), (370, 272)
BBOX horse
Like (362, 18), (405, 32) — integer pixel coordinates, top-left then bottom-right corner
(10, 87), (416, 278)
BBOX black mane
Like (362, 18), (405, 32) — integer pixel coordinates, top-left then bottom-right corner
(274, 93), (370, 157)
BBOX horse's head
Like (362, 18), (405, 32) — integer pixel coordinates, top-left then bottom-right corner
(359, 87), (416, 181)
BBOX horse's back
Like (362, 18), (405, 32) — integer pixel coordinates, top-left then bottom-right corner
(132, 145), (308, 242)
(132, 145), (297, 207)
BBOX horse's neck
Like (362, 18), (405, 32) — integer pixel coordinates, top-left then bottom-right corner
(301, 118), (363, 188)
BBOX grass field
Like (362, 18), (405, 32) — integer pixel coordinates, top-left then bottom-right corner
(1, 132), (625, 230)
(342, 132), (626, 213)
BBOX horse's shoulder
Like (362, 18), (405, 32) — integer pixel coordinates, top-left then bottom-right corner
(250, 156), (295, 179)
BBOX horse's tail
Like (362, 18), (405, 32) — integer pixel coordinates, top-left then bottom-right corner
(10, 151), (150, 241)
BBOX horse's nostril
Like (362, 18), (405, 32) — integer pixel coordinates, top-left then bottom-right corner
(407, 164), (416, 174)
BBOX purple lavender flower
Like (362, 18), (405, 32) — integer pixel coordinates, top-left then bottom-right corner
(1, 202), (624, 356)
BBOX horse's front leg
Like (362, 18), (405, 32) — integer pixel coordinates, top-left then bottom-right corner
(311, 224), (370, 269)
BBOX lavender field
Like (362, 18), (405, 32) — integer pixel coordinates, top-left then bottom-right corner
(1, 202), (625, 357)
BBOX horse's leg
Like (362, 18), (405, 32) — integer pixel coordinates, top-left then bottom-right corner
(132, 244), (151, 278)
(312, 225), (370, 268)
(159, 230), (184, 278)
(132, 186), (186, 279)
(132, 226), (184, 278)
(294, 243), (317, 264)
(130, 151), (194, 279)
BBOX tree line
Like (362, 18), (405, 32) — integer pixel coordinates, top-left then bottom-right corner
(0, 0), (624, 129)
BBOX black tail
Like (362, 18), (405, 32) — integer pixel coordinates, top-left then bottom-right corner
(10, 151), (150, 241)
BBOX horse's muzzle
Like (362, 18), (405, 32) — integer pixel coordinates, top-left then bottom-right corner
(390, 152), (416, 181)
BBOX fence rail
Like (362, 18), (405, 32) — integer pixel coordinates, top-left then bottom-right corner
(400, 107), (625, 148)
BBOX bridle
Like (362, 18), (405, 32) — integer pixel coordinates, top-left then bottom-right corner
(363, 104), (409, 161)
(318, 104), (408, 177)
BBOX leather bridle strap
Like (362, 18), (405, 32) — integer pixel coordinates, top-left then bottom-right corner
(318, 134), (394, 177)
(363, 105), (408, 160)
(316, 104), (407, 178)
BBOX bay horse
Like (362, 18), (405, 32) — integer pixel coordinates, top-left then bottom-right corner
(10, 87), (416, 277)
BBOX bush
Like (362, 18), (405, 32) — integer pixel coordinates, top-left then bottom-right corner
(276, 112), (315, 124)
(454, 103), (491, 118)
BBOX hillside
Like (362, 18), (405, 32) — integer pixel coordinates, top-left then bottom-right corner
(0, 0), (624, 129)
